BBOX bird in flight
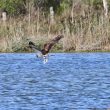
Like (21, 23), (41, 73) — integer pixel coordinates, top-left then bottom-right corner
(29, 35), (64, 63)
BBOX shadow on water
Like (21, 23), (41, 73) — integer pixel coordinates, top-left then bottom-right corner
(0, 53), (110, 110)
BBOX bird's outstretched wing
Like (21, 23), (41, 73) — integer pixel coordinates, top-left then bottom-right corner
(29, 41), (43, 57)
(29, 41), (41, 52)
(42, 35), (64, 53)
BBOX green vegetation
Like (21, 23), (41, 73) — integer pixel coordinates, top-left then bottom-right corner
(0, 0), (110, 52)
(0, 0), (26, 15)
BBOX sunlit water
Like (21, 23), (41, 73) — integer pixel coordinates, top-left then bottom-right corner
(0, 53), (110, 110)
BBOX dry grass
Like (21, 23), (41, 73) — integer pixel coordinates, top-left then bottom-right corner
(0, 2), (110, 52)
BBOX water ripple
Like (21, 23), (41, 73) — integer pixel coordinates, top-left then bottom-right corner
(0, 53), (110, 110)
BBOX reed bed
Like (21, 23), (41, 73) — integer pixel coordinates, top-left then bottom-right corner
(0, 3), (110, 52)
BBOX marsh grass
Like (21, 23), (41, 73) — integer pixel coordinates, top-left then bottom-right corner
(0, 2), (110, 52)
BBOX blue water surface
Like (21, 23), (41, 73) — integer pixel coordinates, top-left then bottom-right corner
(0, 53), (110, 110)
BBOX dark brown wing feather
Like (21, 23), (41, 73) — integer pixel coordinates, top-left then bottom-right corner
(29, 41), (41, 51)
(41, 35), (64, 55)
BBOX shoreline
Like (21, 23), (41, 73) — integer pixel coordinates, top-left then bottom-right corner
(1, 50), (110, 53)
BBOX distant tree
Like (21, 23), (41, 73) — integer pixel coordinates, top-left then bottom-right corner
(34, 0), (61, 12)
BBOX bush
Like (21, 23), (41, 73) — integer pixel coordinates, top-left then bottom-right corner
(0, 0), (26, 16)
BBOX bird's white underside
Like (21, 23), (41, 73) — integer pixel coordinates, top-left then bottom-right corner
(36, 51), (48, 64)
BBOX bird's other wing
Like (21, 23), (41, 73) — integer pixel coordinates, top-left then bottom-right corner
(29, 41), (41, 52)
(43, 35), (64, 52)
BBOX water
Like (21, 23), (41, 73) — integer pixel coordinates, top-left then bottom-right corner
(0, 53), (110, 110)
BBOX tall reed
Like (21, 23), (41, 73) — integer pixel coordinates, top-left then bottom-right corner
(0, 2), (110, 52)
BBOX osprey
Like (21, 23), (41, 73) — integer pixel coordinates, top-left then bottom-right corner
(29, 35), (64, 63)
